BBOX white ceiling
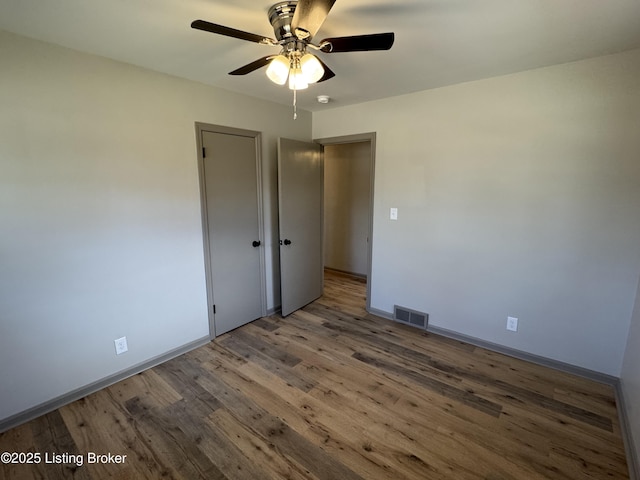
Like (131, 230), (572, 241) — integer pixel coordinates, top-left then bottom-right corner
(1, 0), (640, 112)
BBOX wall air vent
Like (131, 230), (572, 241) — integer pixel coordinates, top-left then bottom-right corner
(393, 305), (429, 330)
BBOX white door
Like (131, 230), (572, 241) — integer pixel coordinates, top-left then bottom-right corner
(200, 127), (265, 335)
(278, 138), (324, 316)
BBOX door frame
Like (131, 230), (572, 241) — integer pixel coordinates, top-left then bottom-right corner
(195, 122), (267, 338)
(315, 132), (376, 313)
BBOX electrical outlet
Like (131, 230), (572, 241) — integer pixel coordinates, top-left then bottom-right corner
(390, 207), (398, 220)
(114, 336), (128, 355)
(506, 316), (518, 332)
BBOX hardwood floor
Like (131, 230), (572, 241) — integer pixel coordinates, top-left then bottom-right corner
(0, 270), (630, 479)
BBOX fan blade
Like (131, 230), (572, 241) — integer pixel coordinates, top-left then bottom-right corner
(316, 58), (336, 82)
(291, 0), (337, 40)
(191, 20), (276, 45)
(320, 32), (395, 52)
(229, 56), (275, 75)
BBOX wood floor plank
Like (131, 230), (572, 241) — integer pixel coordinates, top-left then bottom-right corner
(552, 385), (619, 419)
(59, 392), (170, 479)
(123, 396), (227, 480)
(152, 357), (223, 417)
(191, 358), (366, 480)
(167, 401), (267, 480)
(227, 328), (302, 368)
(550, 443), (629, 478)
(249, 321), (501, 431)
(0, 424), (41, 480)
(244, 307), (627, 478)
(251, 317), (281, 332)
(242, 322), (568, 478)
(107, 369), (182, 409)
(275, 325), (557, 469)
(218, 331), (317, 392)
(307, 302), (615, 432)
(29, 410), (92, 480)
(498, 402), (628, 476)
(207, 408), (321, 480)
(210, 341), (441, 480)
(352, 350), (504, 418)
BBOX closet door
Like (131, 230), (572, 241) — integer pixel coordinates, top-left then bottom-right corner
(199, 126), (265, 335)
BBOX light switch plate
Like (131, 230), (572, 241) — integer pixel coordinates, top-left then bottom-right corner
(390, 207), (398, 220)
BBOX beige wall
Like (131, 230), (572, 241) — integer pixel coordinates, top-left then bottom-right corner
(324, 142), (371, 276)
(314, 49), (640, 376)
(0, 30), (311, 423)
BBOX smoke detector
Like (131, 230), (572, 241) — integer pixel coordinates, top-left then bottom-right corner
(317, 95), (330, 104)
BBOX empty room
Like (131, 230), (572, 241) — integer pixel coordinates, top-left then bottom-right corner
(1, 0), (639, 478)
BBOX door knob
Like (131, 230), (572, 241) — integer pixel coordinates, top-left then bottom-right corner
(283, 239), (292, 246)
(252, 240), (261, 247)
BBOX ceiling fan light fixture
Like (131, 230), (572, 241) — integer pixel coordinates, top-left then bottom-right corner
(266, 54), (290, 85)
(191, 1), (394, 118)
(288, 67), (309, 90)
(300, 53), (324, 83)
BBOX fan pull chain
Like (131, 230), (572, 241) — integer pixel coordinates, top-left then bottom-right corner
(293, 86), (297, 120)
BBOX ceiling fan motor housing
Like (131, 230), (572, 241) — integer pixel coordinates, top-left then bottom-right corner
(268, 1), (298, 42)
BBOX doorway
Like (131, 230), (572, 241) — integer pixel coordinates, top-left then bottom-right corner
(323, 141), (372, 277)
(196, 123), (266, 337)
(276, 133), (375, 316)
(317, 133), (375, 311)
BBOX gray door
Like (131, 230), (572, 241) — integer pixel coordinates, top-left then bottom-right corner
(278, 138), (324, 316)
(201, 129), (264, 335)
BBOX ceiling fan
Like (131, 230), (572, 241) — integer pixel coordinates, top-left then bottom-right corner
(191, 0), (395, 94)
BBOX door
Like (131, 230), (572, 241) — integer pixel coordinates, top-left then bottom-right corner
(278, 138), (324, 316)
(200, 127), (265, 335)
